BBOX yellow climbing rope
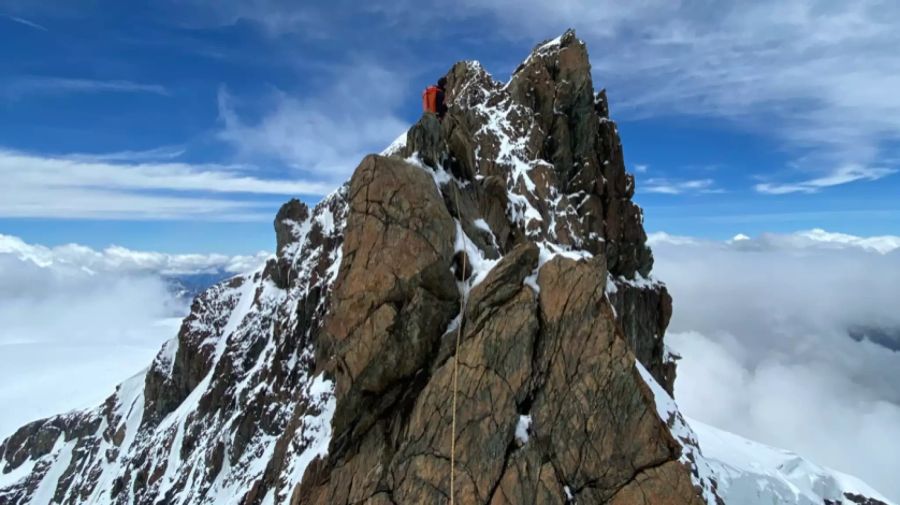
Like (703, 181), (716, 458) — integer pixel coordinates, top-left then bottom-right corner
(450, 183), (468, 505)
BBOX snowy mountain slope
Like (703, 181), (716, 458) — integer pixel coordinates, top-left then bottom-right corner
(1, 30), (893, 505)
(691, 419), (892, 505)
(633, 360), (894, 505)
(0, 187), (348, 504)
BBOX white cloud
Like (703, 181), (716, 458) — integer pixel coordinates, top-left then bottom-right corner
(646, 231), (700, 246)
(633, 163), (648, 173)
(0, 13), (47, 31)
(649, 228), (900, 255)
(643, 177), (718, 195)
(728, 228), (900, 255)
(64, 145), (187, 162)
(375, 0), (900, 192)
(217, 62), (409, 181)
(755, 164), (897, 194)
(0, 148), (332, 220)
(0, 233), (270, 275)
(156, 1), (900, 191)
(0, 234), (267, 438)
(650, 229), (900, 501)
(0, 266), (173, 439)
(3, 77), (170, 98)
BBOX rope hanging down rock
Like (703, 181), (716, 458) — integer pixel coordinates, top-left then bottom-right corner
(450, 181), (468, 505)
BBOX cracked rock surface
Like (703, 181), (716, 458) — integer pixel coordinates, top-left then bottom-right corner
(0, 29), (707, 505)
(7, 29), (889, 505)
(296, 30), (708, 505)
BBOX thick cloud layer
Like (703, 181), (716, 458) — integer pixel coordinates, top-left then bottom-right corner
(649, 230), (900, 501)
(3, 228), (897, 500)
(0, 233), (269, 275)
(0, 235), (269, 439)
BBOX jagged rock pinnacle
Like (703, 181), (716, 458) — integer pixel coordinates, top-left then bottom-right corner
(1, 30), (891, 505)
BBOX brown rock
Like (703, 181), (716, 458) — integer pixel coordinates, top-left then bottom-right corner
(531, 256), (681, 499)
(0, 30), (727, 505)
(321, 154), (460, 437)
(490, 446), (566, 505)
(466, 242), (538, 320)
(605, 461), (706, 505)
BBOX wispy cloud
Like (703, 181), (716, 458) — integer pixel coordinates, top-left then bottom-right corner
(643, 177), (720, 195)
(3, 77), (169, 99)
(357, 0), (900, 194)
(0, 149), (333, 220)
(755, 164), (897, 194)
(1, 13), (47, 32)
(633, 163), (649, 173)
(194, 1), (900, 194)
(64, 146), (187, 163)
(217, 61), (408, 181)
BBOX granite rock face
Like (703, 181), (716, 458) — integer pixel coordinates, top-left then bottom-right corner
(0, 29), (705, 505)
(297, 30), (706, 504)
(2, 30), (890, 505)
(402, 30), (673, 392)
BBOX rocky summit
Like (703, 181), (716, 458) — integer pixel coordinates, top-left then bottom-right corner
(0, 31), (892, 505)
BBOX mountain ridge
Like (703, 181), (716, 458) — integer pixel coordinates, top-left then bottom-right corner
(0, 30), (891, 505)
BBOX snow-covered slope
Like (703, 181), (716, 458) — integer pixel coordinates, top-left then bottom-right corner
(0, 30), (892, 505)
(634, 359), (894, 505)
(692, 419), (892, 505)
(0, 186), (348, 504)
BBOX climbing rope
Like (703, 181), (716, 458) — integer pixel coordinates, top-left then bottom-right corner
(449, 182), (468, 505)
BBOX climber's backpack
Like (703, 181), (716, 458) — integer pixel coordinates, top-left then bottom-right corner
(422, 85), (440, 114)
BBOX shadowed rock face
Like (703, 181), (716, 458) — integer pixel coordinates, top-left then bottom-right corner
(321, 155), (460, 436)
(294, 31), (707, 504)
(401, 31), (674, 393)
(0, 29), (700, 505)
(7, 29), (888, 505)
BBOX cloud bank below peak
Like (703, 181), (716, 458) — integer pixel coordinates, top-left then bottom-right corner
(0, 233), (270, 276)
(648, 228), (900, 255)
(0, 257), (179, 439)
(648, 228), (900, 501)
(0, 233), (271, 438)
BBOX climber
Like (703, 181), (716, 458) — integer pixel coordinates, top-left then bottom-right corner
(422, 77), (448, 120)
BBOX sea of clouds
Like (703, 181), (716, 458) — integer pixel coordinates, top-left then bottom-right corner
(1, 229), (898, 501)
(0, 234), (269, 439)
(649, 229), (900, 501)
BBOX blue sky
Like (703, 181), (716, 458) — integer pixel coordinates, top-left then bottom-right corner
(1, 1), (898, 254)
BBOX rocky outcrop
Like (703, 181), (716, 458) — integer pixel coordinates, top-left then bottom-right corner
(321, 155), (460, 436)
(295, 194), (702, 504)
(398, 30), (673, 393)
(0, 29), (713, 505)
(293, 30), (708, 505)
(1, 29), (892, 505)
